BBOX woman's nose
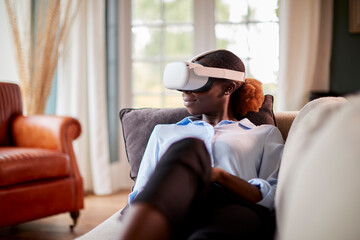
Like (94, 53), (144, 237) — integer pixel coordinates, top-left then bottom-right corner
(182, 90), (193, 94)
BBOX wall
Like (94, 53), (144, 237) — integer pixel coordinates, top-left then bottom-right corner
(330, 0), (360, 94)
(0, 2), (19, 83)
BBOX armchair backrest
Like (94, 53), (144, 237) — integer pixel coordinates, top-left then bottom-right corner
(0, 82), (23, 145)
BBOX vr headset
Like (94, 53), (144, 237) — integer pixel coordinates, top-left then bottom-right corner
(163, 49), (245, 92)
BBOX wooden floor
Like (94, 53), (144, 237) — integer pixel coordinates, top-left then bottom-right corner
(0, 190), (130, 240)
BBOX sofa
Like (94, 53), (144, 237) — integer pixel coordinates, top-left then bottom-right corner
(77, 93), (360, 239)
(0, 82), (84, 228)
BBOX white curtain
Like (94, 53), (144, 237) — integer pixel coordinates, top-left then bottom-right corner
(57, 0), (112, 195)
(278, 0), (334, 111)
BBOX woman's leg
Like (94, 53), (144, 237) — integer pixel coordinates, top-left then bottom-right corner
(188, 184), (275, 240)
(118, 203), (170, 240)
(118, 138), (212, 240)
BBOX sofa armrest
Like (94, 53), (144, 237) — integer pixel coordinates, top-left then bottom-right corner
(76, 209), (124, 240)
(274, 111), (298, 141)
(11, 115), (81, 152)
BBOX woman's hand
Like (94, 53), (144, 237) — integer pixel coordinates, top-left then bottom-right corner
(211, 167), (226, 183)
(210, 167), (262, 203)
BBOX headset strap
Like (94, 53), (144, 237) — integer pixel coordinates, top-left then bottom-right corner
(187, 62), (245, 82)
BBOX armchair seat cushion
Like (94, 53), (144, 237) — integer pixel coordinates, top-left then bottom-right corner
(0, 147), (70, 187)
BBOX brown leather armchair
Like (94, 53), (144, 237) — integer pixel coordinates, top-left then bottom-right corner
(0, 82), (84, 228)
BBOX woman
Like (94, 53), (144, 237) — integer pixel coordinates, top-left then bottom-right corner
(118, 50), (284, 240)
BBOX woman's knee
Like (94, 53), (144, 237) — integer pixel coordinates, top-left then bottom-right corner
(161, 138), (211, 170)
(169, 138), (207, 153)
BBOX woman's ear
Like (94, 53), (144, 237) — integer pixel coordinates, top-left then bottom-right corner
(224, 81), (238, 95)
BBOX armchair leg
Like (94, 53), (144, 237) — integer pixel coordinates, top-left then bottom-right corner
(70, 211), (80, 231)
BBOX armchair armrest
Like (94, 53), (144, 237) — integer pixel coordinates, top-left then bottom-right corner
(11, 114), (84, 210)
(12, 114), (82, 180)
(11, 115), (81, 152)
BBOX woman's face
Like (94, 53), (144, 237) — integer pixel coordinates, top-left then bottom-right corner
(182, 80), (228, 116)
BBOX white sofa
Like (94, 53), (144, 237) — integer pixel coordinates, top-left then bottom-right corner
(275, 94), (360, 240)
(77, 94), (360, 240)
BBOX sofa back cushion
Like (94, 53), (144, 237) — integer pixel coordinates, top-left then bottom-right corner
(120, 95), (276, 182)
(0, 82), (23, 146)
(275, 95), (360, 239)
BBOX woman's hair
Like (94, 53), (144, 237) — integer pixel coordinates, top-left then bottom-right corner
(196, 50), (264, 118)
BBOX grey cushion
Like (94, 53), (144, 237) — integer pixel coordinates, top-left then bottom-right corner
(119, 95), (275, 182)
(120, 108), (190, 182)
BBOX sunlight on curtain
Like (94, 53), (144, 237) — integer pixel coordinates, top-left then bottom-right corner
(5, 0), (80, 114)
(0, 2), (18, 82)
(57, 0), (114, 195)
(278, 0), (333, 111)
(215, 0), (279, 100)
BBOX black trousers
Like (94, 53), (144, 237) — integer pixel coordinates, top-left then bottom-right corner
(133, 138), (275, 240)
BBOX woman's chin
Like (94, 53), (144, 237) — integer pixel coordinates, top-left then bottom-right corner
(185, 108), (201, 116)
(184, 101), (203, 116)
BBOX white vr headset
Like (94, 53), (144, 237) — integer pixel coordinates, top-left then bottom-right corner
(163, 49), (245, 92)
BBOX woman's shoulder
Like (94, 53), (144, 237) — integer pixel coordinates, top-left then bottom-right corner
(242, 118), (283, 140)
(241, 117), (278, 130)
(153, 121), (187, 132)
(153, 116), (196, 129)
(256, 123), (279, 130)
(256, 124), (284, 143)
(153, 123), (178, 130)
(238, 118), (277, 130)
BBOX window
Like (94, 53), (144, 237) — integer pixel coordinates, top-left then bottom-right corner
(130, 0), (279, 108)
(131, 0), (194, 108)
(215, 0), (279, 97)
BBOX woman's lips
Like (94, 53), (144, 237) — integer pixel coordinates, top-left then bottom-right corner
(183, 97), (197, 107)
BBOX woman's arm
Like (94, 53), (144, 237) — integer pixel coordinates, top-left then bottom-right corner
(211, 167), (262, 203)
(129, 126), (161, 203)
(212, 126), (284, 209)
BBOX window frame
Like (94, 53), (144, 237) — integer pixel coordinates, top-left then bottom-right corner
(118, 0), (279, 109)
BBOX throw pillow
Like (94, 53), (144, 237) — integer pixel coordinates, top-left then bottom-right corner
(244, 94), (276, 126)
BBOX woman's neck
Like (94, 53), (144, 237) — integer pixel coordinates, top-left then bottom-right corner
(202, 111), (237, 126)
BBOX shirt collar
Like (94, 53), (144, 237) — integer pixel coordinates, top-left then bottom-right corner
(177, 116), (255, 129)
(176, 116), (203, 125)
(238, 118), (256, 129)
(176, 117), (193, 125)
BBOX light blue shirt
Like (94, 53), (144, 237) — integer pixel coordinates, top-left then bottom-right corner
(129, 116), (284, 211)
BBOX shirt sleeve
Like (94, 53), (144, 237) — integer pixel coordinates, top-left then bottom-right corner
(248, 126), (284, 211)
(128, 126), (161, 204)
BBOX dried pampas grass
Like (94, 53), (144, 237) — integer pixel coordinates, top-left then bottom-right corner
(5, 0), (81, 114)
